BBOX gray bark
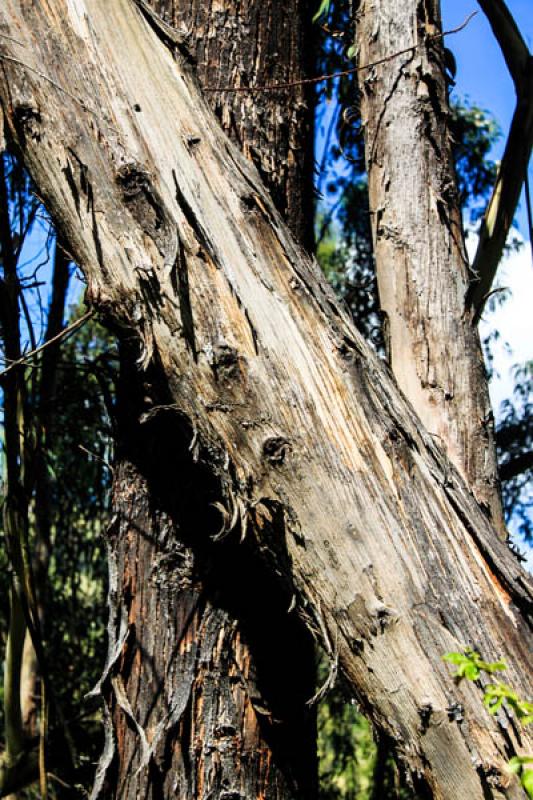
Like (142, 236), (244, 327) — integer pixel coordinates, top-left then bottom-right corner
(355, 0), (505, 534)
(106, 0), (317, 796)
(0, 1), (532, 798)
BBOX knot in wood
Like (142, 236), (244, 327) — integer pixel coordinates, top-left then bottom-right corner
(212, 345), (241, 381)
(446, 701), (464, 723)
(262, 436), (290, 465)
(116, 162), (152, 197)
(13, 103), (41, 141)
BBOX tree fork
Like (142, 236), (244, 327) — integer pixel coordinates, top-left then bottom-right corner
(0, 1), (532, 797)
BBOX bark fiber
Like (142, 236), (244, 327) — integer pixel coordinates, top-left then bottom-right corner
(106, 0), (316, 796)
(0, 2), (532, 797)
(356, 0), (505, 533)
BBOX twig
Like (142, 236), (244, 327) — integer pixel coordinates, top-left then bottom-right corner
(77, 443), (114, 475)
(0, 51), (120, 133)
(525, 171), (533, 266)
(0, 53), (97, 113)
(204, 12), (478, 94)
(0, 310), (94, 378)
(0, 32), (25, 47)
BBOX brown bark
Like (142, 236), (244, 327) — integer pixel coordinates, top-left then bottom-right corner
(1, 2), (532, 798)
(104, 368), (316, 798)
(104, 0), (317, 797)
(355, 0), (505, 535)
(165, 0), (315, 252)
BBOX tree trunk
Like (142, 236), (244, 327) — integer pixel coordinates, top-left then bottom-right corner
(1, 2), (532, 798)
(166, 0), (315, 253)
(103, 361), (317, 798)
(355, 0), (505, 534)
(21, 241), (70, 735)
(104, 0), (317, 796)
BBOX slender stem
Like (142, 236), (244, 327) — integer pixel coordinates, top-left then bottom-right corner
(4, 583), (26, 765)
(524, 171), (533, 266)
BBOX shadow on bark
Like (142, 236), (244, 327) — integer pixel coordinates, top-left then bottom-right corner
(95, 337), (317, 799)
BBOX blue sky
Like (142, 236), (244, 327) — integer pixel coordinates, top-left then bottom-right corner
(442, 0), (532, 236)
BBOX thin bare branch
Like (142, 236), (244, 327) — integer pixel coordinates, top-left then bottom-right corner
(0, 311), (94, 379)
(204, 12), (478, 93)
(477, 0), (530, 92)
(467, 2), (533, 321)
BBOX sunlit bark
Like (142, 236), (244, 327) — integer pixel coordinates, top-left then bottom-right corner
(0, 2), (532, 797)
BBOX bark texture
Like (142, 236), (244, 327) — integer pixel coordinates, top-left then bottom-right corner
(104, 378), (316, 798)
(164, 0), (315, 252)
(105, 0), (317, 797)
(1, 2), (532, 798)
(355, 0), (505, 533)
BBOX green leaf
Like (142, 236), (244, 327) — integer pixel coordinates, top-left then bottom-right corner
(442, 652), (465, 665)
(508, 756), (524, 775)
(510, 756), (533, 767)
(522, 769), (533, 799)
(465, 663), (480, 681)
(443, 650), (508, 682)
(477, 658), (508, 674)
(312, 0), (330, 22)
(516, 700), (533, 724)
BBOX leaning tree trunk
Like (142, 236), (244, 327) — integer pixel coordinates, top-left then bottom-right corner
(1, 2), (532, 798)
(105, 0), (317, 797)
(355, 0), (505, 535)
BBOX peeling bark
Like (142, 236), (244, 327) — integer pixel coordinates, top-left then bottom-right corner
(105, 401), (316, 798)
(355, 0), (505, 534)
(104, 0), (317, 796)
(0, 2), (532, 797)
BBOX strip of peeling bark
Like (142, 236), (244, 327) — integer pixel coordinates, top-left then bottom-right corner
(0, 2), (532, 797)
(476, 0), (529, 98)
(355, 0), (505, 535)
(467, 0), (533, 320)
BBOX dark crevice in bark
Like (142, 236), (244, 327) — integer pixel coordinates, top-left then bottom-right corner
(99, 342), (317, 798)
(98, 1), (318, 797)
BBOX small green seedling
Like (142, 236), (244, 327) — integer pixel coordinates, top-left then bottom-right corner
(443, 649), (533, 798)
(484, 682), (533, 724)
(442, 648), (507, 681)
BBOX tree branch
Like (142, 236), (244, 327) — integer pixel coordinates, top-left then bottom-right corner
(499, 450), (533, 482)
(476, 0), (529, 92)
(467, 1), (533, 321)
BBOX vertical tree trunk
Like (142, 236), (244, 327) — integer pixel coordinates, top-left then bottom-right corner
(104, 1), (317, 796)
(355, 0), (505, 534)
(21, 242), (70, 734)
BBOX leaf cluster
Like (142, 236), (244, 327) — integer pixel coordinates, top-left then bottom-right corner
(443, 649), (533, 798)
